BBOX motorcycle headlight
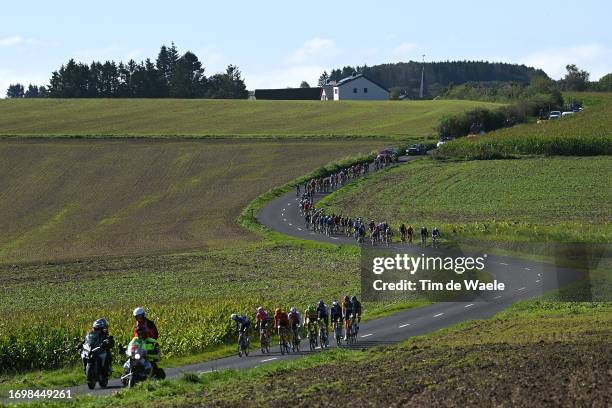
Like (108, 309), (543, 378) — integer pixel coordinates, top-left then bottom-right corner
(134, 353), (141, 360)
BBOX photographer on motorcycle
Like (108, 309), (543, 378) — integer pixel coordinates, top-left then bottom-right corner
(133, 307), (158, 340)
(82, 318), (114, 377)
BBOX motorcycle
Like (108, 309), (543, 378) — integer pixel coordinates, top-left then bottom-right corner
(80, 336), (112, 390)
(119, 342), (165, 387)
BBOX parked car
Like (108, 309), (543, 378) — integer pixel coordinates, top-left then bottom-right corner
(407, 144), (427, 155)
(549, 111), (561, 119)
(561, 111), (574, 117)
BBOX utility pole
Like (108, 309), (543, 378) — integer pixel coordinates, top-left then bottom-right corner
(419, 54), (426, 99)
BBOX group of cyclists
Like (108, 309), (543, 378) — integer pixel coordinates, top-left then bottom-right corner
(296, 162), (371, 198)
(295, 159), (442, 247)
(300, 200), (441, 247)
(231, 295), (362, 353)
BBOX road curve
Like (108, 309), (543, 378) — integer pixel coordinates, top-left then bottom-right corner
(8, 156), (584, 403)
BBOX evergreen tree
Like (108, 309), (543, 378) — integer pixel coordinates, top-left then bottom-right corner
(6, 84), (24, 98)
(318, 71), (329, 86)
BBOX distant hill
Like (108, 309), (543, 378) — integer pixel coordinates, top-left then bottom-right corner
(325, 61), (548, 98)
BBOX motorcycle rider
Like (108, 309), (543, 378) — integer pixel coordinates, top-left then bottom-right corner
(133, 307), (158, 340)
(124, 326), (154, 378)
(83, 318), (114, 376)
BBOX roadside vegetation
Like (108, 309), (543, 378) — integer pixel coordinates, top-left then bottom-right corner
(0, 98), (498, 138)
(318, 156), (612, 245)
(435, 92), (612, 158)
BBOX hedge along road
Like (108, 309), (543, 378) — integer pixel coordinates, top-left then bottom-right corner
(10, 156), (585, 402)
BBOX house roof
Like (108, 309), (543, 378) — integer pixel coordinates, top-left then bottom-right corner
(334, 74), (389, 92)
(254, 87), (322, 100)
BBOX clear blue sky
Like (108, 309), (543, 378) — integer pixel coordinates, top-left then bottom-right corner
(1, 0), (610, 93)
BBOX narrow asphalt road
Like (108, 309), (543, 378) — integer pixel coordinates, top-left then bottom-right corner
(6, 155), (585, 404)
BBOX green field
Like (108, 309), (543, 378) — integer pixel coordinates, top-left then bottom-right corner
(0, 139), (385, 263)
(0, 99), (499, 138)
(435, 92), (612, 158)
(319, 156), (612, 244)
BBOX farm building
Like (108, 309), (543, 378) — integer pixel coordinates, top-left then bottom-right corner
(322, 74), (389, 101)
(254, 87), (322, 100)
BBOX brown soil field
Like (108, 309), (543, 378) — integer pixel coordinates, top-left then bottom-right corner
(194, 341), (611, 408)
(0, 138), (383, 263)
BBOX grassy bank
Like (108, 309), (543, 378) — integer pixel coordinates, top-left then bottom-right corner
(317, 156), (612, 245)
(434, 92), (612, 159)
(0, 99), (499, 138)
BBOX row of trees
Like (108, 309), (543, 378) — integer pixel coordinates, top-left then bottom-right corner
(440, 65), (612, 103)
(316, 61), (548, 98)
(6, 43), (248, 99)
(315, 61), (612, 98)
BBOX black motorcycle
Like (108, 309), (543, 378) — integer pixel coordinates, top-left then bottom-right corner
(80, 336), (113, 390)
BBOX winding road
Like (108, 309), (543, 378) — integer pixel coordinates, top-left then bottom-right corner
(8, 156), (585, 403)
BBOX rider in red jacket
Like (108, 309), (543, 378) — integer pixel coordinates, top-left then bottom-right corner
(133, 307), (159, 340)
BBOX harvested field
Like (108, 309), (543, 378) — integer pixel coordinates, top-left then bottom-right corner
(0, 138), (383, 263)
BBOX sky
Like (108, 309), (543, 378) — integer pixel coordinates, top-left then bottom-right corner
(1, 0), (611, 94)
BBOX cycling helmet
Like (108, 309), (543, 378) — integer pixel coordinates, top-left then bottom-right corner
(133, 307), (145, 318)
(231, 313), (239, 321)
(351, 296), (357, 302)
(257, 307), (263, 313)
(275, 308), (281, 314)
(318, 300), (324, 307)
(332, 301), (338, 306)
(290, 307), (297, 313)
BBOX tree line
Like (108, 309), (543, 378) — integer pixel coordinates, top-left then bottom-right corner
(6, 43), (248, 99)
(316, 61), (612, 99)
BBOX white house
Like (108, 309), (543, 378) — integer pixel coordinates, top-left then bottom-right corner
(321, 74), (389, 101)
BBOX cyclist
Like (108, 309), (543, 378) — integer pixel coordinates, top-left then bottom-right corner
(351, 296), (362, 330)
(399, 224), (407, 242)
(420, 226), (428, 247)
(288, 307), (302, 343)
(231, 314), (251, 343)
(304, 304), (318, 344)
(274, 307), (290, 345)
(316, 300), (329, 347)
(341, 295), (353, 341)
(255, 307), (271, 338)
(330, 301), (343, 335)
(407, 224), (414, 245)
(432, 227), (440, 247)
(255, 307), (269, 330)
